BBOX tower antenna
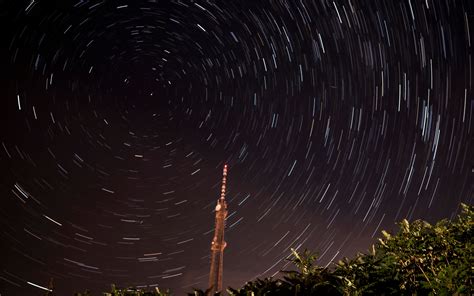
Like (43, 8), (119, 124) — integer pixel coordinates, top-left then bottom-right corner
(208, 164), (228, 295)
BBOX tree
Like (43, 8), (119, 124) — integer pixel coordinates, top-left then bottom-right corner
(226, 203), (473, 295)
(334, 203), (473, 295)
(101, 284), (171, 296)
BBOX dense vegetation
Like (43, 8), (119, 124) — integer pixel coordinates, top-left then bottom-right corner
(72, 203), (473, 296)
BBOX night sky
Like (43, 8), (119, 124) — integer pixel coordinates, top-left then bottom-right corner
(0, 0), (473, 294)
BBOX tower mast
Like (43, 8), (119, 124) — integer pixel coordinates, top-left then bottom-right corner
(208, 164), (228, 295)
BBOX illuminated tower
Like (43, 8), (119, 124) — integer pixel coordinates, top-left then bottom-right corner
(208, 164), (228, 295)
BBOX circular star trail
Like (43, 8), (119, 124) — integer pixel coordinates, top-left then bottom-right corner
(1, 0), (473, 294)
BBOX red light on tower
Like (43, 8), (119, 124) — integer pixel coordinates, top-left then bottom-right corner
(220, 164), (228, 200)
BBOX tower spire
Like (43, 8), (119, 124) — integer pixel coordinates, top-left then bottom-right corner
(208, 164), (228, 295)
(220, 164), (228, 200)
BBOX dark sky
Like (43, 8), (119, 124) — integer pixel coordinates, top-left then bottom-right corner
(0, 0), (473, 294)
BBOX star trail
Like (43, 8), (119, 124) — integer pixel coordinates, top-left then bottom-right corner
(0, 0), (473, 294)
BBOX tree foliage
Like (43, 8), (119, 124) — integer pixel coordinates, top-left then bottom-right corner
(73, 284), (171, 296)
(227, 203), (473, 295)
